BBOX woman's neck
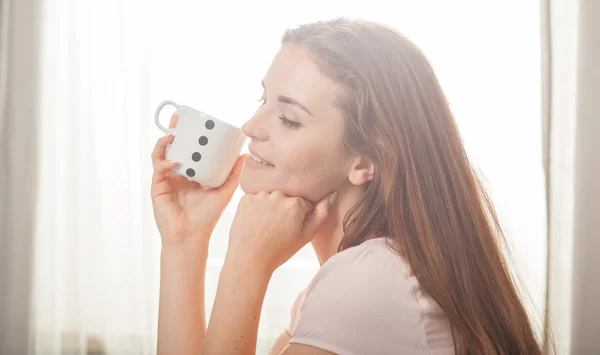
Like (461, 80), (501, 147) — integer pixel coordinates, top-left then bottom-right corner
(310, 187), (362, 265)
(311, 221), (343, 266)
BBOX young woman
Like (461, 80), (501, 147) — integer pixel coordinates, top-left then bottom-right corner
(151, 17), (545, 355)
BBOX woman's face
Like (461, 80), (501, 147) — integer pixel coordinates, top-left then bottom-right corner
(239, 43), (351, 202)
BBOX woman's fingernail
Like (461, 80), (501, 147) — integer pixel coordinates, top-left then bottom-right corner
(329, 191), (338, 205)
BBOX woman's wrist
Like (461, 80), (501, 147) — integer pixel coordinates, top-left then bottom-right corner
(161, 231), (212, 252)
(161, 241), (209, 264)
(224, 247), (277, 279)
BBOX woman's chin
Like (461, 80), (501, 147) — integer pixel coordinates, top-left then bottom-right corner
(239, 177), (270, 195)
(239, 178), (294, 197)
(239, 173), (316, 199)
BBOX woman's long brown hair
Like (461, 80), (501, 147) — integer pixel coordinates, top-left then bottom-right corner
(283, 18), (548, 354)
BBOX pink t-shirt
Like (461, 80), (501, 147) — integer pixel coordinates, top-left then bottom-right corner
(286, 237), (455, 355)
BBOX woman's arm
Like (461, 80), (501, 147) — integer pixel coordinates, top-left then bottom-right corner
(268, 331), (292, 355)
(200, 261), (333, 355)
(268, 334), (335, 355)
(151, 110), (247, 354)
(201, 256), (271, 354)
(200, 190), (335, 354)
(157, 242), (209, 355)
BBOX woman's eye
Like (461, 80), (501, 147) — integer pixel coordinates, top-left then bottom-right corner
(256, 96), (300, 129)
(279, 115), (301, 129)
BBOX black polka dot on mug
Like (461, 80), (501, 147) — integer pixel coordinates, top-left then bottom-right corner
(205, 120), (215, 130)
(198, 136), (208, 146)
(192, 152), (202, 162)
(186, 168), (196, 177)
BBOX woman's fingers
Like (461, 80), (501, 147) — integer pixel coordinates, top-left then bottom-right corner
(156, 159), (179, 174)
(151, 134), (175, 166)
(301, 191), (337, 237)
(152, 160), (179, 184)
(164, 113), (178, 157)
(169, 112), (179, 128)
(218, 154), (247, 194)
(151, 134), (178, 186)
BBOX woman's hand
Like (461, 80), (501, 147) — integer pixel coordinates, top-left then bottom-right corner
(151, 112), (246, 246)
(201, 190), (337, 354)
(227, 190), (338, 274)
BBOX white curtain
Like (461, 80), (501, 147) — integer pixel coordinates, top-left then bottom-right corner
(543, 0), (600, 354)
(30, 0), (547, 354)
(0, 0), (42, 353)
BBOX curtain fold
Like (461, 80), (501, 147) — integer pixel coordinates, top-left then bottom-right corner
(544, 0), (600, 353)
(570, 0), (600, 353)
(0, 0), (42, 353)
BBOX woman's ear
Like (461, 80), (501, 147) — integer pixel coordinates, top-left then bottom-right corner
(348, 156), (375, 186)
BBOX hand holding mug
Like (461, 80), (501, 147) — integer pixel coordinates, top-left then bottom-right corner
(151, 101), (247, 246)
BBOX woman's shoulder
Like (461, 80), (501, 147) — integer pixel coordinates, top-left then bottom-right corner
(305, 237), (418, 304)
(319, 237), (410, 275)
(289, 237), (454, 354)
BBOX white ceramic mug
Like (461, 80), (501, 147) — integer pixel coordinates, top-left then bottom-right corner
(154, 100), (247, 188)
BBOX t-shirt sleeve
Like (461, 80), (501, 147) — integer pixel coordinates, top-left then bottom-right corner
(289, 246), (432, 355)
(285, 288), (307, 336)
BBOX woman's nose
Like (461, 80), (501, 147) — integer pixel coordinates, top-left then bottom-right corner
(242, 114), (269, 141)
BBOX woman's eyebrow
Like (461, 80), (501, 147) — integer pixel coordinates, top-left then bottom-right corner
(261, 80), (313, 116)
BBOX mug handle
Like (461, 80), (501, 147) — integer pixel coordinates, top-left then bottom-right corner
(154, 100), (180, 134)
